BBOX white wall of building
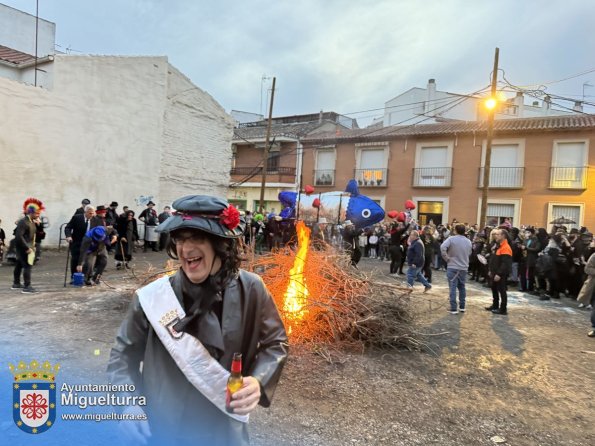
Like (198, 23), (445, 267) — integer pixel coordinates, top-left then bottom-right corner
(160, 65), (235, 205)
(0, 55), (233, 245)
(0, 3), (55, 57)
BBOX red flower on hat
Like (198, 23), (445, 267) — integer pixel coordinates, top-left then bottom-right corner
(220, 205), (240, 230)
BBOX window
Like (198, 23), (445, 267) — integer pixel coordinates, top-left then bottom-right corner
(480, 140), (525, 188)
(356, 148), (388, 187)
(413, 143), (453, 187)
(547, 203), (583, 231)
(314, 149), (335, 186)
(550, 140), (588, 189)
(477, 198), (521, 227)
(267, 152), (280, 172)
(486, 203), (515, 226)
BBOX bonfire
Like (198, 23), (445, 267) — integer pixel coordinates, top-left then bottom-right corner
(247, 221), (419, 352)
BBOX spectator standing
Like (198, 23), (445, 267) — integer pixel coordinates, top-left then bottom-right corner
(115, 210), (139, 269)
(74, 198), (91, 216)
(577, 239), (595, 336)
(139, 201), (159, 252)
(486, 229), (512, 315)
(440, 224), (472, 314)
(12, 198), (44, 293)
(158, 206), (173, 251)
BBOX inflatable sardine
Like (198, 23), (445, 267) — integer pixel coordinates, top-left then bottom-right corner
(279, 179), (385, 229)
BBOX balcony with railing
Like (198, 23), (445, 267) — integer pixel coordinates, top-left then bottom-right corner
(230, 166), (297, 183)
(549, 166), (588, 189)
(354, 168), (388, 187)
(314, 169), (335, 186)
(478, 167), (524, 188)
(412, 167), (452, 187)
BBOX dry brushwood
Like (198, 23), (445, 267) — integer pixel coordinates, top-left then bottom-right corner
(246, 243), (420, 351)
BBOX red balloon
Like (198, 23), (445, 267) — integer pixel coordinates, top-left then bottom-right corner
(304, 185), (315, 195)
(397, 212), (407, 222)
(387, 210), (398, 219)
(312, 198), (321, 208)
(405, 199), (416, 210)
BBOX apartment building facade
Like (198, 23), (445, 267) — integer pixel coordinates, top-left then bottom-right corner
(229, 112), (357, 212)
(302, 115), (595, 231)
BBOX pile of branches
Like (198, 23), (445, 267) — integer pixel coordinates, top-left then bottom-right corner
(246, 244), (422, 352)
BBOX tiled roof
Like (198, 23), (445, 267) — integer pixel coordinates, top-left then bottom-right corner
(0, 45), (36, 65)
(233, 120), (335, 141)
(303, 114), (595, 144)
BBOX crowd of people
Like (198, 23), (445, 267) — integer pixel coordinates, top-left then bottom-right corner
(328, 217), (595, 336)
(2, 199), (595, 336)
(1, 198), (173, 289)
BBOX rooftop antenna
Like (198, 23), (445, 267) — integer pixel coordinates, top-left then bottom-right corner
(34, 0), (39, 86)
(260, 74), (271, 117)
(583, 81), (593, 102)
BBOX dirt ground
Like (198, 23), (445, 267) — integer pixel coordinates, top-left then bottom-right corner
(1, 249), (594, 446)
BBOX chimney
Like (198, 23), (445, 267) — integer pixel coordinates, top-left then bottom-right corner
(573, 101), (583, 113)
(319, 109), (323, 123)
(514, 92), (524, 117)
(425, 78), (436, 115)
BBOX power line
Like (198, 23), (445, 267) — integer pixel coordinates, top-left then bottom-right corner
(229, 85), (491, 187)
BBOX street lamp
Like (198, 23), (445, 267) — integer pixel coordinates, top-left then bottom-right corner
(479, 48), (500, 229)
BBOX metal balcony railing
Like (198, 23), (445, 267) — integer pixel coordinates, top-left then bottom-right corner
(313, 169), (335, 186)
(412, 167), (452, 187)
(478, 167), (524, 188)
(549, 166), (588, 189)
(353, 168), (388, 187)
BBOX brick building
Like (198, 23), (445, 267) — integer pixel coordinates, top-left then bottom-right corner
(301, 115), (595, 231)
(228, 112), (357, 212)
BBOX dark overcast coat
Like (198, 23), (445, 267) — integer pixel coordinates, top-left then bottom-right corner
(107, 269), (288, 446)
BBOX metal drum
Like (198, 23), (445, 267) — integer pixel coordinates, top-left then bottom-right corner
(145, 226), (159, 242)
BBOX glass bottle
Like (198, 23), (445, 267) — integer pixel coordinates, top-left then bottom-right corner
(225, 353), (243, 413)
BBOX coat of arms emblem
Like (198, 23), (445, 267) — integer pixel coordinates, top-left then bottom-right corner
(9, 360), (59, 434)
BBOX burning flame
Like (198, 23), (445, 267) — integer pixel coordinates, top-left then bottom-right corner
(283, 221), (311, 320)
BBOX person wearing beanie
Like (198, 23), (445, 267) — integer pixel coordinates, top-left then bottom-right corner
(107, 195), (287, 445)
(12, 198), (44, 293)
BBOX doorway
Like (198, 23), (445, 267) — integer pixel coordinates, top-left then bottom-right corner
(417, 201), (444, 226)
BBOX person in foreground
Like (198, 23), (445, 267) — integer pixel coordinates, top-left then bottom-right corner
(107, 195), (289, 446)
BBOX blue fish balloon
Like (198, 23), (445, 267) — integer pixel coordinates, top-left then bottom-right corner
(279, 179), (385, 229)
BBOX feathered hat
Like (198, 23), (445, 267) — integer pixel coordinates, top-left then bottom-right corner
(23, 197), (45, 215)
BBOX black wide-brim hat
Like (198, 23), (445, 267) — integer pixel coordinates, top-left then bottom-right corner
(156, 195), (245, 239)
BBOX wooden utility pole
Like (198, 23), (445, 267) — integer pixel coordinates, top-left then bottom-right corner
(479, 48), (499, 228)
(258, 77), (276, 213)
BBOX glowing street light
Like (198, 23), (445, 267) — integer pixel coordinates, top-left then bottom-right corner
(485, 97), (497, 110)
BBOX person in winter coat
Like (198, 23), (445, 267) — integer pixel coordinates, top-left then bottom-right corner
(577, 239), (595, 337)
(486, 229), (512, 315)
(107, 195), (287, 445)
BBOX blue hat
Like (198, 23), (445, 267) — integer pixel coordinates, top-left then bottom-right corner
(87, 226), (106, 241)
(156, 195), (245, 239)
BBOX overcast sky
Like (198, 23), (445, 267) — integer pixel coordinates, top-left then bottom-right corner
(4, 0), (595, 124)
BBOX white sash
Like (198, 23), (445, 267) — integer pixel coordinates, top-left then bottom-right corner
(137, 276), (249, 423)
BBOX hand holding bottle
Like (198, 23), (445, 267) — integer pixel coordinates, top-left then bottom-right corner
(228, 376), (261, 415)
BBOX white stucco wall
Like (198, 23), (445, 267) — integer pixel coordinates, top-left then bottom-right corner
(0, 3), (55, 57)
(159, 65), (234, 205)
(0, 55), (232, 246)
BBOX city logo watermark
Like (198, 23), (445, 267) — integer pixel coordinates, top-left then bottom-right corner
(9, 360), (60, 434)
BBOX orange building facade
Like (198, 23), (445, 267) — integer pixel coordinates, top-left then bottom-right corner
(301, 115), (595, 230)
